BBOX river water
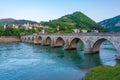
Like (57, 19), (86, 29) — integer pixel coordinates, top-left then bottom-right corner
(0, 41), (118, 80)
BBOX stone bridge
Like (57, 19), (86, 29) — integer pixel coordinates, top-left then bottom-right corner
(21, 33), (120, 59)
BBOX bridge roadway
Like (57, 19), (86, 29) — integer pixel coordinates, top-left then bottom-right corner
(21, 33), (120, 59)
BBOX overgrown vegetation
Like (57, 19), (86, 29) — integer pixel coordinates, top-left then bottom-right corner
(0, 24), (60, 36)
(0, 25), (43, 36)
(83, 65), (120, 80)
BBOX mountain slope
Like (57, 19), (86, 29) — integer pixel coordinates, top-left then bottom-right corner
(0, 18), (16, 24)
(12, 20), (38, 24)
(41, 11), (105, 32)
(99, 15), (120, 32)
(0, 18), (38, 24)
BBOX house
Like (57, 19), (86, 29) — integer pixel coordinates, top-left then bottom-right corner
(40, 25), (49, 29)
(23, 22), (30, 30)
(13, 24), (19, 29)
(4, 24), (7, 29)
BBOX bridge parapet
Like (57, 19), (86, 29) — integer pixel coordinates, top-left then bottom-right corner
(36, 32), (120, 37)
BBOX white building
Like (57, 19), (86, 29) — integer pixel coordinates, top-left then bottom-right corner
(13, 24), (19, 29)
(4, 24), (7, 29)
(23, 22), (30, 30)
(42, 29), (45, 34)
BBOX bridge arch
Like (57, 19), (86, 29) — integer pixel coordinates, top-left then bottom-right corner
(45, 37), (52, 45)
(31, 37), (34, 42)
(55, 37), (65, 47)
(69, 38), (84, 50)
(92, 38), (116, 53)
(37, 36), (42, 44)
(21, 37), (23, 41)
(26, 37), (29, 42)
(28, 37), (31, 42)
(24, 37), (27, 42)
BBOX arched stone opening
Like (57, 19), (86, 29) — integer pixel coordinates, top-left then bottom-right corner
(55, 37), (65, 47)
(24, 37), (26, 42)
(69, 38), (84, 50)
(31, 37), (34, 42)
(28, 37), (31, 43)
(92, 38), (117, 65)
(92, 38), (116, 53)
(37, 36), (42, 43)
(92, 38), (106, 53)
(45, 37), (51, 46)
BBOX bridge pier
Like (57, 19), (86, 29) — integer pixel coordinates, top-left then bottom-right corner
(42, 42), (51, 46)
(29, 40), (34, 44)
(84, 47), (99, 54)
(84, 48), (93, 54)
(51, 44), (63, 48)
(41, 40), (51, 46)
(51, 39), (63, 48)
(33, 34), (40, 44)
(33, 38), (42, 45)
(116, 48), (120, 60)
(65, 44), (78, 50)
(64, 39), (71, 50)
(41, 40), (47, 46)
(116, 54), (120, 60)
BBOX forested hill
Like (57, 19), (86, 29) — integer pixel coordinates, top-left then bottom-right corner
(0, 18), (38, 24)
(98, 15), (120, 32)
(41, 11), (105, 32)
(0, 18), (15, 24)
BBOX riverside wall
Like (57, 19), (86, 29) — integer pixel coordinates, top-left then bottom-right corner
(0, 36), (20, 43)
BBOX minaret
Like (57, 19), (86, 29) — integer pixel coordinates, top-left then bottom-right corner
(27, 22), (29, 27)
(4, 24), (6, 29)
(25, 22), (29, 30)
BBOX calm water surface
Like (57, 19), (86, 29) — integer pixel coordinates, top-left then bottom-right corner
(0, 41), (118, 80)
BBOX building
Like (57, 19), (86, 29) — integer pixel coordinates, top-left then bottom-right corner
(23, 22), (31, 30)
(40, 25), (49, 29)
(42, 29), (45, 34)
(13, 24), (19, 29)
(4, 24), (7, 29)
(33, 23), (39, 27)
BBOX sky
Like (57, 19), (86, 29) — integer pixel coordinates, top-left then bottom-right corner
(0, 0), (120, 22)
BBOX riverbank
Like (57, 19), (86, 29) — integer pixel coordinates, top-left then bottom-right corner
(83, 65), (120, 80)
(0, 36), (20, 43)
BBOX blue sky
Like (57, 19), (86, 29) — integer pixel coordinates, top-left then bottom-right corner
(0, 0), (120, 22)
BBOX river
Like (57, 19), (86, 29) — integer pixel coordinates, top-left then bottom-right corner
(0, 41), (118, 80)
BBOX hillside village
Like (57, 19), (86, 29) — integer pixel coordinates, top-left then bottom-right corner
(2, 22), (99, 34)
(3, 22), (49, 30)
(0, 12), (104, 35)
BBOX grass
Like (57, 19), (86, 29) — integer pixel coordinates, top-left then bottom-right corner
(83, 65), (120, 80)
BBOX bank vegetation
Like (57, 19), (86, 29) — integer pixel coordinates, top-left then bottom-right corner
(83, 65), (120, 80)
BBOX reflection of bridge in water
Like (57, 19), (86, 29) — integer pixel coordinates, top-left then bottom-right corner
(21, 33), (120, 59)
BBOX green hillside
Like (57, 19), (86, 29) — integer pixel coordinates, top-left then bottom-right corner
(41, 11), (105, 32)
(99, 15), (120, 32)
